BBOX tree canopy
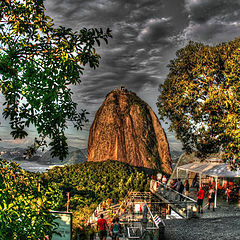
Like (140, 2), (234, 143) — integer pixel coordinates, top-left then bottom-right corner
(0, 0), (112, 159)
(157, 38), (240, 170)
(0, 160), (59, 239)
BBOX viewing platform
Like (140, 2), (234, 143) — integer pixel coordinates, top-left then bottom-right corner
(89, 192), (166, 239)
(150, 180), (198, 219)
(86, 180), (239, 239)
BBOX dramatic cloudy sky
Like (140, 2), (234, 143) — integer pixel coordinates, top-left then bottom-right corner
(1, 0), (240, 151)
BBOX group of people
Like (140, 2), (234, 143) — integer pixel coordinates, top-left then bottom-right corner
(197, 186), (215, 213)
(96, 214), (121, 240)
(169, 179), (190, 199)
(160, 176), (216, 214)
(156, 172), (167, 185)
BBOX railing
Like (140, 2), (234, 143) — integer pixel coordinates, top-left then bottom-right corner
(150, 180), (198, 218)
(88, 202), (102, 225)
(88, 191), (166, 239)
(126, 202), (165, 240)
(88, 191), (132, 225)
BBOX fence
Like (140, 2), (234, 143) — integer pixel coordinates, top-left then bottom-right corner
(150, 180), (198, 218)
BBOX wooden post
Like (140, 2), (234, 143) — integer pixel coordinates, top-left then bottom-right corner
(66, 192), (70, 212)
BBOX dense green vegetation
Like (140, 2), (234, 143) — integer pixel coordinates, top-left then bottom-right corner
(41, 160), (151, 238)
(0, 160), (58, 239)
(0, 159), (151, 239)
(158, 38), (240, 170)
(41, 160), (151, 211)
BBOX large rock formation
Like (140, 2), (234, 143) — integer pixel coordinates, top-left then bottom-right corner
(87, 88), (172, 174)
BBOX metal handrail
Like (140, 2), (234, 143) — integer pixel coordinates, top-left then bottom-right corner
(153, 180), (197, 203)
(150, 179), (198, 219)
(88, 191), (133, 224)
(145, 203), (164, 228)
(126, 202), (165, 239)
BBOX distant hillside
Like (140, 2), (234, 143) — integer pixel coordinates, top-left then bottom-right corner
(39, 146), (87, 165)
(0, 146), (35, 161)
(170, 150), (184, 162)
(0, 146), (87, 165)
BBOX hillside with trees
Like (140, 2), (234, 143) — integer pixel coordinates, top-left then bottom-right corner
(0, 160), (59, 239)
(40, 160), (152, 228)
(0, 159), (152, 239)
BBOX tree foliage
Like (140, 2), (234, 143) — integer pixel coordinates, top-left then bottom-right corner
(41, 160), (151, 211)
(40, 160), (151, 238)
(0, 0), (112, 159)
(0, 159), (58, 239)
(157, 38), (240, 170)
(0, 158), (151, 239)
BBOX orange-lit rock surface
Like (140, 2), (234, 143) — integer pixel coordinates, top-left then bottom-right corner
(87, 88), (172, 174)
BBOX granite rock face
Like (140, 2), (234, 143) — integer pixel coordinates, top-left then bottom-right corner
(87, 89), (172, 174)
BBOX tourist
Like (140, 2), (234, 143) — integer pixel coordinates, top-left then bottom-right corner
(87, 223), (95, 240)
(178, 180), (185, 201)
(225, 187), (232, 202)
(174, 179), (184, 201)
(195, 180), (200, 192)
(97, 214), (109, 240)
(184, 179), (190, 197)
(162, 175), (167, 186)
(111, 218), (121, 240)
(161, 175), (167, 196)
(208, 187), (215, 211)
(192, 176), (200, 191)
(197, 186), (205, 213)
(143, 202), (148, 219)
(157, 172), (162, 182)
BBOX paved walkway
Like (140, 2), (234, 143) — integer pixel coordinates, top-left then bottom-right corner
(164, 188), (240, 240)
(164, 215), (240, 240)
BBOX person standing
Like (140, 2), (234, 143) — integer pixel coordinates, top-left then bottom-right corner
(197, 186), (205, 213)
(208, 187), (215, 211)
(184, 179), (190, 197)
(97, 214), (108, 240)
(162, 175), (167, 186)
(111, 218), (121, 240)
(178, 180), (185, 201)
(225, 187), (232, 202)
(157, 172), (162, 182)
(174, 179), (184, 201)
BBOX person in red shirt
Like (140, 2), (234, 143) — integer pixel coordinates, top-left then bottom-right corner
(97, 214), (108, 240)
(225, 187), (232, 202)
(197, 186), (205, 213)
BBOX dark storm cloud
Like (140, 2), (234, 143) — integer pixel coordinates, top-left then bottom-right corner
(185, 0), (240, 24)
(45, 0), (187, 100)
(0, 0), (235, 150)
(182, 0), (240, 43)
(137, 18), (173, 43)
(45, 0), (164, 27)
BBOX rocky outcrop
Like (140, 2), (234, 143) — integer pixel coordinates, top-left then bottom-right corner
(87, 89), (172, 174)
